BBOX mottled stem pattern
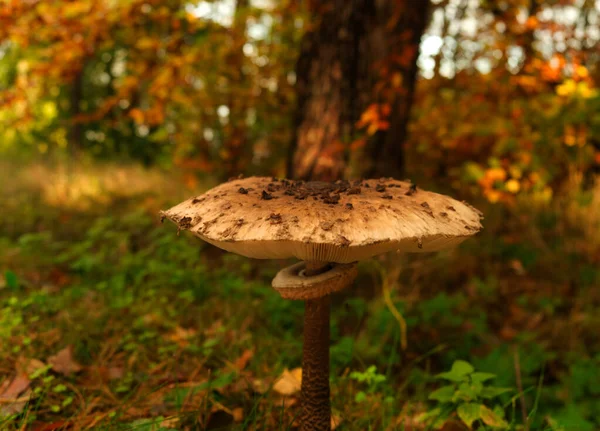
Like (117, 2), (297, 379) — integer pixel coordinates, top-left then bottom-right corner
(301, 261), (331, 431)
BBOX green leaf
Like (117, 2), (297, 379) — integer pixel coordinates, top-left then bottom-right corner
(198, 371), (236, 391)
(436, 360), (474, 382)
(463, 162), (486, 182)
(428, 385), (455, 402)
(457, 402), (482, 428)
(53, 384), (67, 393)
(355, 391), (367, 403)
(493, 405), (506, 419)
(470, 372), (496, 384)
(4, 270), (18, 290)
(455, 382), (478, 401)
(415, 407), (451, 429)
(480, 386), (512, 399)
(480, 405), (508, 428)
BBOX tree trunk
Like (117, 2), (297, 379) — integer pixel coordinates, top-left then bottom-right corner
(363, 2), (430, 178)
(288, 1), (430, 181)
(69, 69), (84, 157)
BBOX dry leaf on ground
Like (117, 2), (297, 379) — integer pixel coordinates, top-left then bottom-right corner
(30, 420), (71, 431)
(273, 367), (302, 396)
(16, 357), (46, 377)
(108, 366), (124, 380)
(48, 345), (83, 376)
(166, 326), (197, 347)
(232, 407), (244, 422)
(160, 417), (180, 428)
(233, 349), (254, 370)
(0, 374), (32, 416)
(331, 413), (343, 430)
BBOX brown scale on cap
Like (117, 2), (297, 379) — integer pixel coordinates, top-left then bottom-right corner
(338, 235), (351, 247)
(320, 221), (334, 231)
(267, 213), (283, 224)
(322, 194), (340, 205)
(420, 202), (435, 218)
(160, 176), (483, 263)
(405, 183), (417, 196)
(178, 216), (193, 229)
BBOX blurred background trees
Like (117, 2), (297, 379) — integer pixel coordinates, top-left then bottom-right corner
(1, 0), (598, 197)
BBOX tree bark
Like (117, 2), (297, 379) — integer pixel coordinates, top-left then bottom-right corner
(69, 68), (84, 157)
(288, 1), (430, 180)
(363, 2), (430, 178)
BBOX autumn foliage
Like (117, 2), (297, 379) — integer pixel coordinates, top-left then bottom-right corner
(1, 0), (599, 200)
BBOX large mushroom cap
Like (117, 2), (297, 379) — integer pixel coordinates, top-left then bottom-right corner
(160, 177), (483, 263)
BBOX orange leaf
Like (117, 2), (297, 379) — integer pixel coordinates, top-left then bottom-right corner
(129, 108), (145, 125)
(350, 138), (366, 151)
(233, 349), (254, 371)
(273, 367), (302, 395)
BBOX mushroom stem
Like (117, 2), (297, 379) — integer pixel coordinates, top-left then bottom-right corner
(301, 261), (332, 431)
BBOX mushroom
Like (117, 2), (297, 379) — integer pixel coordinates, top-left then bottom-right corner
(160, 177), (483, 431)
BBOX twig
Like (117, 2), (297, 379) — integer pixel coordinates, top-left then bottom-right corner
(0, 395), (31, 403)
(375, 260), (408, 350)
(513, 347), (529, 431)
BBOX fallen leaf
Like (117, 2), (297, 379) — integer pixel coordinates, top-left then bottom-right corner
(0, 375), (30, 399)
(331, 413), (343, 430)
(232, 407), (244, 422)
(281, 397), (298, 408)
(38, 328), (61, 348)
(16, 357), (46, 377)
(273, 367), (302, 396)
(0, 375), (32, 416)
(31, 420), (71, 431)
(108, 366), (124, 380)
(233, 349), (254, 370)
(290, 367), (302, 382)
(251, 378), (270, 394)
(48, 346), (82, 376)
(160, 417), (180, 428)
(166, 326), (197, 347)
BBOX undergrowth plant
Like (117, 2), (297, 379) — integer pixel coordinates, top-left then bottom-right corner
(420, 360), (512, 429)
(349, 365), (388, 403)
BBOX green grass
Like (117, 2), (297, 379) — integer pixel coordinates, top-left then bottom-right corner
(0, 160), (598, 430)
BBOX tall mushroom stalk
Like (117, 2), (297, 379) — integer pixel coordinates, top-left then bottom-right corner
(272, 260), (358, 430)
(303, 261), (331, 430)
(161, 177), (483, 431)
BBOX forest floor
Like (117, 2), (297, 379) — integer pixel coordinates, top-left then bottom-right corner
(0, 159), (599, 431)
